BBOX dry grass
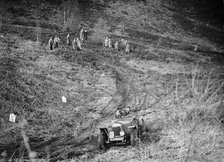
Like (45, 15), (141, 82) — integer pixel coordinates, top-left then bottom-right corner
(0, 35), (112, 161)
(93, 147), (138, 162)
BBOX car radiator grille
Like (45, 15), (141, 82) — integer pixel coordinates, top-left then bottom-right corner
(112, 127), (121, 136)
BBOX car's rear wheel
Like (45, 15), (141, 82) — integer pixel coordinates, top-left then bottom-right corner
(130, 129), (137, 147)
(98, 131), (106, 149)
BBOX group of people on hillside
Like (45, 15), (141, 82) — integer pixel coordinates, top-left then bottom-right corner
(103, 37), (130, 53)
(69, 27), (88, 50)
(48, 26), (88, 51)
(48, 27), (132, 54)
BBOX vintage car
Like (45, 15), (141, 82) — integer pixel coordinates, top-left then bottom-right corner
(98, 116), (145, 149)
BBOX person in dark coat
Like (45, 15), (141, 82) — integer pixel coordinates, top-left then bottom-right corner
(84, 30), (88, 41)
(48, 37), (54, 50)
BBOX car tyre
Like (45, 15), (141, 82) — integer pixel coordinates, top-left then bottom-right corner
(98, 131), (106, 149)
(130, 129), (137, 147)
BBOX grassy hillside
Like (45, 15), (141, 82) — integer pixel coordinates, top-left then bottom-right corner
(0, 0), (224, 161)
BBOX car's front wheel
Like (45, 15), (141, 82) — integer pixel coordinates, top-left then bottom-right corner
(98, 131), (106, 149)
(130, 129), (137, 147)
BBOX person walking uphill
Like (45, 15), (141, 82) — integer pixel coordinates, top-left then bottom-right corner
(104, 37), (109, 47)
(114, 41), (119, 50)
(72, 38), (77, 51)
(84, 30), (88, 41)
(53, 36), (60, 49)
(66, 34), (70, 46)
(108, 38), (112, 48)
(125, 43), (130, 53)
(76, 38), (82, 50)
(79, 27), (85, 42)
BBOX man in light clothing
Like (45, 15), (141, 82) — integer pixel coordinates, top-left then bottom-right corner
(80, 28), (84, 42)
(108, 38), (112, 48)
(114, 41), (119, 50)
(53, 36), (60, 49)
(125, 43), (130, 53)
(104, 37), (109, 47)
(66, 34), (70, 46)
(76, 38), (82, 50)
(72, 38), (77, 50)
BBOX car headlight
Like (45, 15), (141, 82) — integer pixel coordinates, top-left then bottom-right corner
(120, 131), (125, 136)
(109, 131), (114, 138)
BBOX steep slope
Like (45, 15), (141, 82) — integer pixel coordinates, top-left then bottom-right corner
(0, 0), (224, 161)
